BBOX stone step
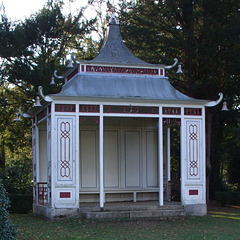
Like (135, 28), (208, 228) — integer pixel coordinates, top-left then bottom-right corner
(81, 209), (186, 219)
(80, 203), (184, 213)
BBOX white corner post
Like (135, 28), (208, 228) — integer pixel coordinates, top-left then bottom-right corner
(158, 110), (164, 206)
(167, 127), (171, 182)
(99, 105), (104, 208)
(167, 127), (171, 200)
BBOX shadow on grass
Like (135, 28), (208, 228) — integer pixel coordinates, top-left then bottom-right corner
(208, 205), (240, 220)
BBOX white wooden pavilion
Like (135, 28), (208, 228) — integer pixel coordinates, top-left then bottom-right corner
(25, 14), (222, 219)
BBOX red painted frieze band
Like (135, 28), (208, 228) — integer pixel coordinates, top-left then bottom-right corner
(163, 107), (181, 115)
(86, 65), (160, 75)
(79, 105), (99, 113)
(104, 105), (159, 114)
(55, 104), (76, 112)
(67, 68), (78, 81)
(37, 108), (47, 122)
(48, 105), (51, 114)
(81, 65), (84, 72)
(184, 108), (202, 116)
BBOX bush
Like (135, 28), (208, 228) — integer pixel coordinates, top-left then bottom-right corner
(0, 158), (32, 194)
(8, 194), (33, 214)
(0, 179), (16, 240)
(215, 191), (240, 206)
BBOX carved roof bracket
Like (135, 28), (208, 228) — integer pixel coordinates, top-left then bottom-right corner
(19, 107), (31, 118)
(164, 58), (178, 69)
(205, 93), (223, 107)
(38, 86), (53, 103)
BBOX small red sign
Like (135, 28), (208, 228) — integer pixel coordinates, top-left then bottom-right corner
(189, 190), (198, 195)
(60, 192), (71, 198)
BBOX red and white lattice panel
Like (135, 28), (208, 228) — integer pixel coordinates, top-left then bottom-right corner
(186, 120), (201, 179)
(57, 118), (74, 181)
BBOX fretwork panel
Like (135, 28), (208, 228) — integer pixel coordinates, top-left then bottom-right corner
(57, 118), (74, 181)
(186, 120), (201, 180)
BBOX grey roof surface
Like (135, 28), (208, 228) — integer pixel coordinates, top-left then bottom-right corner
(49, 15), (202, 103)
(51, 73), (196, 101)
(89, 19), (151, 66)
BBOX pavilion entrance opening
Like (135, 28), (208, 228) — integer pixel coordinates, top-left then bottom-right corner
(169, 124), (181, 202)
(79, 116), (181, 203)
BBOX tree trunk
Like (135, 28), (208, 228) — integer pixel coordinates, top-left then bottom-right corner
(0, 137), (6, 169)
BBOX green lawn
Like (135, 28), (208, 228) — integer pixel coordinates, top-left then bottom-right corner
(11, 206), (240, 240)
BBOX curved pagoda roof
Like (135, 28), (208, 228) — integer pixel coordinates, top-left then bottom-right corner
(88, 14), (152, 66)
(50, 13), (201, 103)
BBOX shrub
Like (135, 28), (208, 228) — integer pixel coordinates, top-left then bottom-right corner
(8, 194), (33, 214)
(0, 179), (16, 240)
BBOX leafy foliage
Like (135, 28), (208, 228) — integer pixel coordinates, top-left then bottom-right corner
(0, 179), (16, 240)
(118, 0), (240, 196)
(2, 2), (96, 96)
(0, 0), (97, 194)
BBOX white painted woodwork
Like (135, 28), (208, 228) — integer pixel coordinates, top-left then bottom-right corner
(125, 131), (140, 187)
(80, 130), (97, 188)
(158, 116), (164, 206)
(47, 117), (51, 205)
(104, 130), (119, 188)
(99, 106), (104, 208)
(146, 131), (158, 187)
(32, 126), (37, 202)
(186, 120), (201, 180)
(167, 127), (171, 182)
(57, 118), (74, 181)
(39, 129), (47, 182)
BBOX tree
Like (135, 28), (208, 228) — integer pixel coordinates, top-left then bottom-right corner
(0, 0), (97, 193)
(0, 179), (16, 240)
(2, 1), (96, 95)
(118, 0), (240, 199)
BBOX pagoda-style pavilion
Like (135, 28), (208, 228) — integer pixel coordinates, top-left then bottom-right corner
(25, 13), (222, 219)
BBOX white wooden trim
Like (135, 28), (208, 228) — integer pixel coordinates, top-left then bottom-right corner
(158, 107), (164, 206)
(75, 104), (80, 208)
(36, 125), (40, 183)
(167, 127), (171, 182)
(180, 107), (185, 204)
(202, 107), (206, 203)
(99, 105), (104, 208)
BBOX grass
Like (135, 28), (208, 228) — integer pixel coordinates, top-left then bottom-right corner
(11, 205), (240, 240)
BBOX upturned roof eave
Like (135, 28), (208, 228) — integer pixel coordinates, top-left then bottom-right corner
(49, 94), (210, 105)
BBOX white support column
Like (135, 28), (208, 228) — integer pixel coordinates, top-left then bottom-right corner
(180, 107), (185, 204)
(167, 127), (171, 201)
(75, 104), (80, 208)
(35, 125), (40, 184)
(99, 105), (104, 208)
(158, 111), (164, 206)
(167, 127), (171, 182)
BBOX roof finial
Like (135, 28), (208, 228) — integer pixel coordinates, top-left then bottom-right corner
(107, 1), (119, 25)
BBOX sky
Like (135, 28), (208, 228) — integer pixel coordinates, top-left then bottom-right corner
(0, 0), (96, 21)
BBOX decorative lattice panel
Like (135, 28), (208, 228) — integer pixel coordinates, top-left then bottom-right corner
(186, 121), (201, 179)
(57, 118), (74, 181)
